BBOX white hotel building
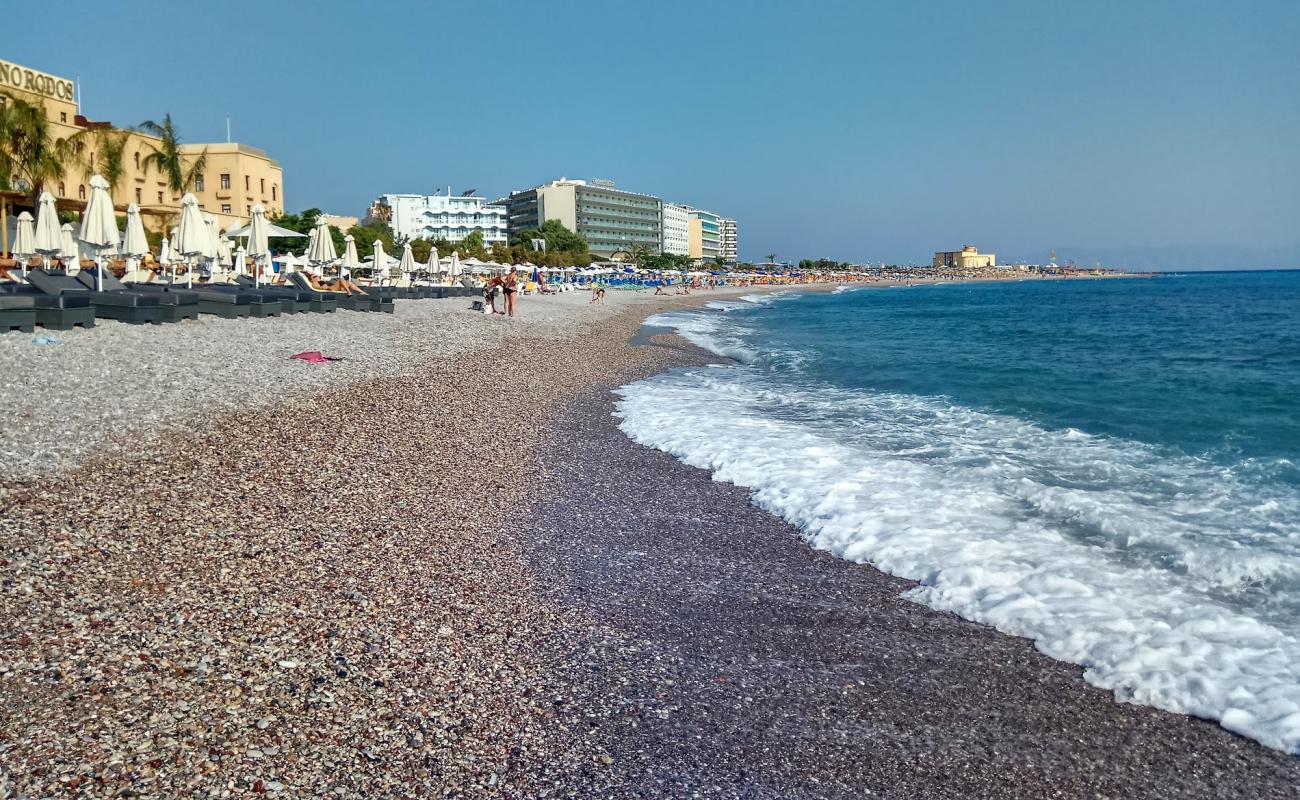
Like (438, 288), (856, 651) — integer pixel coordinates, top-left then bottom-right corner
(374, 188), (508, 245)
(661, 202), (691, 256)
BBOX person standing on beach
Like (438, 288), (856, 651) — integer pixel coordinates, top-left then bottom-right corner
(502, 267), (520, 318)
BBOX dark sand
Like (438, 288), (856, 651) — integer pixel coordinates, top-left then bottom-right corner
(519, 331), (1300, 799)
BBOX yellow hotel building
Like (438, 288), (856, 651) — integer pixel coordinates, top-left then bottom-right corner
(1, 57), (283, 237)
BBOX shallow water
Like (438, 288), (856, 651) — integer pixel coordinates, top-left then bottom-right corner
(615, 272), (1300, 753)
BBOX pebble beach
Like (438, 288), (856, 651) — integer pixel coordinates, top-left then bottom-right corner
(3, 285), (1299, 798)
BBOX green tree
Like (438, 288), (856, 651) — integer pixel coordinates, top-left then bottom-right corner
(430, 237), (454, 257)
(90, 128), (131, 200)
(490, 242), (513, 263)
(410, 237), (433, 264)
(0, 92), (84, 205)
(268, 208), (345, 255)
(457, 229), (488, 259)
(766, 252), (777, 265)
(138, 113), (207, 196)
(345, 220), (395, 262)
(510, 218), (589, 255)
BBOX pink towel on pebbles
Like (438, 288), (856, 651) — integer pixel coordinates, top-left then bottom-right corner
(290, 351), (330, 363)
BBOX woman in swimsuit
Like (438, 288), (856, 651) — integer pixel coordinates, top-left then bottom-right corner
(502, 267), (519, 318)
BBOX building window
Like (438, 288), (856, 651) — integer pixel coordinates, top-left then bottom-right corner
(78, 185), (86, 200)
(58, 181), (65, 196)
(245, 175), (250, 191)
(133, 152), (140, 168)
(60, 111), (67, 123)
(158, 191), (164, 203)
(259, 178), (265, 194)
(220, 173), (231, 190)
(246, 204), (251, 215)
(195, 174), (204, 191)
(272, 184), (277, 201)
(221, 204), (232, 214)
(135, 188), (142, 203)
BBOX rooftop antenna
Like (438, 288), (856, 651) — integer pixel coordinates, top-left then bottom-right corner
(75, 74), (81, 115)
(226, 117), (231, 143)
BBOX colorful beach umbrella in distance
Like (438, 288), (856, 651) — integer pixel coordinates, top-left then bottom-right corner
(173, 194), (207, 285)
(12, 211), (36, 278)
(79, 175), (119, 290)
(121, 203), (149, 271)
(247, 204), (270, 285)
(33, 192), (63, 271)
(59, 222), (78, 270)
(340, 234), (360, 278)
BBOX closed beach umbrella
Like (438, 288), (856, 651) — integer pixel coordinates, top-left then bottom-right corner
(174, 194), (207, 283)
(202, 214), (220, 273)
(247, 204), (270, 285)
(307, 218), (337, 273)
(424, 243), (441, 280)
(397, 242), (415, 280)
(449, 250), (462, 282)
(59, 222), (78, 271)
(13, 211), (36, 277)
(79, 175), (119, 290)
(33, 192), (62, 271)
(122, 203), (149, 270)
(159, 235), (171, 267)
(341, 234), (360, 278)
(373, 240), (388, 283)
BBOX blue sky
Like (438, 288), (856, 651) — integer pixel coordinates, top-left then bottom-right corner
(9, 0), (1299, 267)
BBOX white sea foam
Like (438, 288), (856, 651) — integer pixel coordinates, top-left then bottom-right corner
(614, 337), (1300, 753)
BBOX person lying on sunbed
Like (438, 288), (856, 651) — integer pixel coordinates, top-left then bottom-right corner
(301, 272), (370, 296)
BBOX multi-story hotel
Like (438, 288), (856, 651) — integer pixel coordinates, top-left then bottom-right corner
(661, 202), (690, 256)
(719, 217), (738, 264)
(507, 178), (661, 258)
(0, 58), (283, 235)
(372, 189), (507, 245)
(687, 207), (722, 262)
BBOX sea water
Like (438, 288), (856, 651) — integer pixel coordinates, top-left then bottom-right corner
(614, 272), (1300, 753)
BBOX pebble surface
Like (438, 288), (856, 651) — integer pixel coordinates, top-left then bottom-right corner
(3, 285), (1297, 797)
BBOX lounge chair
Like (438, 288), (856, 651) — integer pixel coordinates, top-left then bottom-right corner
(74, 271), (200, 323)
(133, 275), (279, 318)
(287, 273), (392, 313)
(0, 295), (37, 332)
(23, 269), (163, 325)
(232, 275), (336, 313)
(0, 276), (96, 330)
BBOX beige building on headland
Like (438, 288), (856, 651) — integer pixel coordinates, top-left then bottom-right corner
(0, 57), (283, 236)
(934, 245), (996, 271)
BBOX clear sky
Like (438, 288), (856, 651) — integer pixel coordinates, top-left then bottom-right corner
(9, 0), (1299, 267)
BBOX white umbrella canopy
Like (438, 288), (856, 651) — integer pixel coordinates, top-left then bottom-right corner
(33, 192), (63, 269)
(425, 244), (442, 278)
(307, 218), (337, 266)
(202, 214), (220, 262)
(59, 222), (79, 270)
(13, 212), (36, 276)
(246, 204), (270, 285)
(449, 250), (462, 281)
(121, 204), (150, 270)
(396, 242), (415, 278)
(173, 194), (207, 283)
(277, 253), (298, 274)
(79, 174), (119, 289)
(372, 240), (389, 282)
(340, 234), (360, 277)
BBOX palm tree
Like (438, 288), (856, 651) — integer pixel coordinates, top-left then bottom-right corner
(766, 252), (777, 266)
(138, 113), (206, 197)
(91, 128), (130, 200)
(0, 92), (83, 206)
(630, 242), (653, 268)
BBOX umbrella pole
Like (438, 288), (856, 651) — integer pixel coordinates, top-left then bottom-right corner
(96, 255), (104, 292)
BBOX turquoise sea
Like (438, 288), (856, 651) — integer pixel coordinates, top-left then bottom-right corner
(615, 272), (1300, 753)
